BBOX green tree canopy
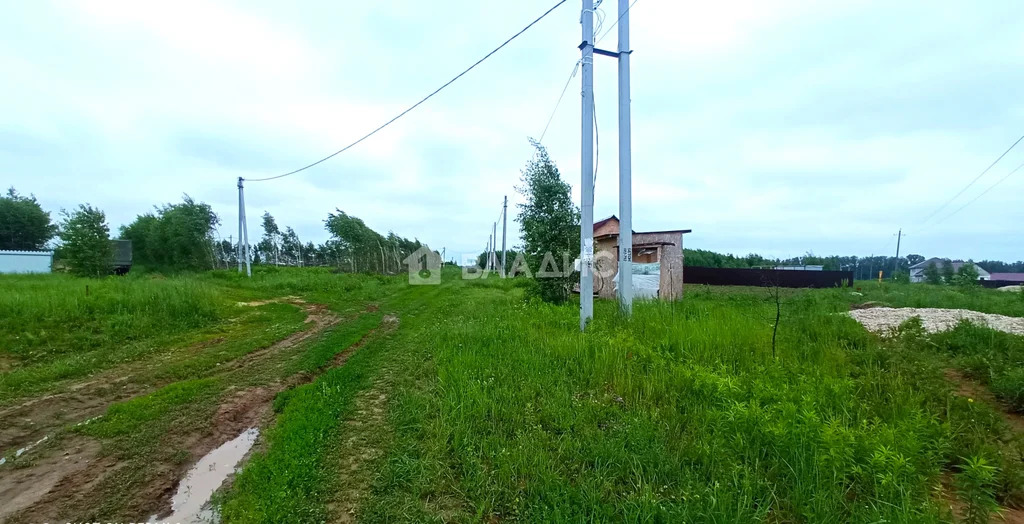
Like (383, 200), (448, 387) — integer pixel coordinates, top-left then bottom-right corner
(955, 261), (980, 286)
(59, 204), (112, 277)
(941, 260), (956, 283)
(516, 140), (580, 304)
(923, 261), (943, 285)
(120, 195), (219, 271)
(0, 187), (56, 251)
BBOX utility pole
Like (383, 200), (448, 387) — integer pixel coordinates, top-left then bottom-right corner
(486, 233), (492, 271)
(492, 221), (497, 272)
(616, 0), (633, 315)
(579, 0), (595, 331)
(501, 196), (508, 278)
(894, 228), (902, 278)
(238, 178), (252, 277)
(237, 178), (244, 273)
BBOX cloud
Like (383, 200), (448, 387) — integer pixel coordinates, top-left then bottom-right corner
(2, 0), (1022, 263)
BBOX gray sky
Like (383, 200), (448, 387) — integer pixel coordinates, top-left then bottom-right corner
(3, 1), (1022, 263)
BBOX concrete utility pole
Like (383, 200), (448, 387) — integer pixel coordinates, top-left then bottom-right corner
(894, 228), (902, 278)
(486, 233), (492, 270)
(501, 195), (508, 278)
(579, 0), (595, 331)
(237, 178), (244, 273)
(492, 221), (497, 271)
(616, 0), (633, 315)
(238, 178), (252, 277)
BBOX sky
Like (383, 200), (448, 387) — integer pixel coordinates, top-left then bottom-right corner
(2, 0), (1023, 264)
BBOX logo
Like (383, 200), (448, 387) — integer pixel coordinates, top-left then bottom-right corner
(402, 246), (442, 285)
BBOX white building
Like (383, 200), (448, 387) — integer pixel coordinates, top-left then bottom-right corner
(0, 250), (54, 274)
(909, 258), (989, 283)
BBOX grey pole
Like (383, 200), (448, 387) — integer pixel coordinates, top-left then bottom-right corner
(580, 0), (595, 331)
(501, 195), (508, 278)
(492, 221), (498, 272)
(240, 181), (252, 277)
(616, 0), (633, 315)
(894, 228), (902, 278)
(486, 233), (492, 271)
(237, 178), (244, 273)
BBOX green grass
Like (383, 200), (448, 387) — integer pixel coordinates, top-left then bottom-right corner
(907, 319), (1024, 412)
(843, 280), (1024, 317)
(6, 268), (1024, 522)
(0, 272), (222, 364)
(352, 279), (1021, 522)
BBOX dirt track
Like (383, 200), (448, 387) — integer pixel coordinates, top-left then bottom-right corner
(0, 298), (376, 523)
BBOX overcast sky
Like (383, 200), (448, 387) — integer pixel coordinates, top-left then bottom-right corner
(3, 1), (1022, 263)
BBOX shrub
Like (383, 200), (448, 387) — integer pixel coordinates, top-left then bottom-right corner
(58, 204), (112, 277)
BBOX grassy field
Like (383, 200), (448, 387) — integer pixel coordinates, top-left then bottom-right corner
(1, 269), (1023, 522)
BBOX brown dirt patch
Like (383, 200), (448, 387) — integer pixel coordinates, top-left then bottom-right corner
(0, 303), (387, 523)
(850, 301), (887, 310)
(215, 301), (341, 374)
(0, 437), (103, 522)
(944, 369), (1024, 433)
(0, 300), (335, 457)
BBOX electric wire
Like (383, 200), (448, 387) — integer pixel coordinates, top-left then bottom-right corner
(539, 60), (581, 143)
(915, 134), (1024, 228)
(928, 159), (1024, 229)
(596, 0), (640, 44)
(246, 0), (569, 183)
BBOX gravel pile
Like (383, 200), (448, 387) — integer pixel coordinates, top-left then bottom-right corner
(849, 307), (1024, 336)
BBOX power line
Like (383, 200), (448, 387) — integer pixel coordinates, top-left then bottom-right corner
(247, 0), (569, 183)
(539, 60), (581, 143)
(596, 0), (640, 43)
(928, 159), (1024, 229)
(916, 134), (1024, 228)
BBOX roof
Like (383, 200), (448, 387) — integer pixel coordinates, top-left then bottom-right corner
(909, 258), (990, 276)
(0, 250), (54, 256)
(989, 273), (1024, 282)
(593, 215), (618, 229)
(636, 229), (693, 235)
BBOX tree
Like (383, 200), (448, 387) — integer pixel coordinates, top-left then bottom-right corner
(260, 212), (280, 265)
(0, 187), (57, 250)
(516, 140), (580, 303)
(906, 254), (925, 267)
(941, 260), (956, 284)
(923, 262), (943, 285)
(120, 195), (219, 271)
(59, 204), (112, 277)
(281, 227), (301, 266)
(955, 261), (980, 286)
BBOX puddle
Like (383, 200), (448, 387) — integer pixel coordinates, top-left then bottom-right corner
(153, 428), (259, 524)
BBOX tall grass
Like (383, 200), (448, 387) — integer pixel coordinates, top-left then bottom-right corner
(0, 273), (222, 364)
(357, 281), (1022, 522)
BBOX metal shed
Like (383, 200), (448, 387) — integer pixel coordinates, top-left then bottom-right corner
(0, 250), (54, 274)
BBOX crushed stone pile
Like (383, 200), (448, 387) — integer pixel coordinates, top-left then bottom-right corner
(849, 307), (1024, 336)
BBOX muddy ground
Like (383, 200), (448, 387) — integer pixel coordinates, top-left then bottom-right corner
(0, 298), (388, 523)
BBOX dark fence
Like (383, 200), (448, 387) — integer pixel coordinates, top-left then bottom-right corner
(980, 280), (1023, 289)
(684, 266), (854, 288)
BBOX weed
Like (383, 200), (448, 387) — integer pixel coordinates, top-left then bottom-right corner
(957, 456), (1000, 524)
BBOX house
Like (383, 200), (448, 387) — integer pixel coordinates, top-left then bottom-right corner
(989, 273), (1024, 283)
(592, 215), (691, 300)
(908, 257), (990, 283)
(0, 250), (53, 274)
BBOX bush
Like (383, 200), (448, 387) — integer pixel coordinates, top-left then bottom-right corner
(58, 204), (112, 277)
(516, 140), (579, 304)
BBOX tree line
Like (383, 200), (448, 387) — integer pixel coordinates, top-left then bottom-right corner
(1, 186), (429, 277)
(684, 248), (1023, 281)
